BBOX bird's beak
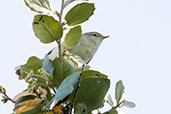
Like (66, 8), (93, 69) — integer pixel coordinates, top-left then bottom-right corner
(102, 35), (110, 39)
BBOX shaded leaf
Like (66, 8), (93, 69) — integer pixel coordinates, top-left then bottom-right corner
(40, 84), (52, 101)
(122, 100), (136, 108)
(42, 54), (54, 75)
(82, 70), (107, 79)
(115, 80), (125, 104)
(52, 57), (74, 87)
(75, 77), (110, 112)
(31, 74), (47, 84)
(108, 109), (118, 114)
(13, 99), (43, 113)
(64, 26), (82, 49)
(20, 64), (41, 79)
(74, 103), (88, 114)
(65, 0), (88, 6)
(20, 64), (31, 79)
(33, 15), (63, 43)
(45, 72), (81, 109)
(24, 0), (54, 14)
(54, 105), (63, 114)
(65, 3), (95, 26)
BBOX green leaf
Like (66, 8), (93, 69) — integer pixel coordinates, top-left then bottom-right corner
(75, 77), (110, 112)
(52, 57), (75, 87)
(122, 100), (136, 108)
(82, 70), (108, 79)
(74, 103), (88, 114)
(42, 54), (54, 75)
(65, 0), (88, 6)
(108, 109), (118, 114)
(115, 80), (125, 104)
(15, 95), (37, 107)
(64, 26), (82, 49)
(45, 72), (81, 109)
(33, 15), (63, 43)
(27, 56), (42, 69)
(20, 64), (31, 79)
(24, 0), (54, 14)
(65, 3), (95, 26)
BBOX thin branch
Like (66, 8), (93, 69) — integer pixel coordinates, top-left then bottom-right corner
(68, 64), (85, 114)
(57, 0), (65, 57)
(59, 0), (65, 24)
(3, 93), (15, 103)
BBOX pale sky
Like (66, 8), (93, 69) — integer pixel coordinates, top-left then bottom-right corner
(0, 0), (171, 114)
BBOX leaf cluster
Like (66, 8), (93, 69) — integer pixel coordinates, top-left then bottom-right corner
(0, 0), (135, 114)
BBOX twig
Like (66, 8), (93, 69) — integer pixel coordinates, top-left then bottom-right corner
(52, 88), (56, 94)
(3, 93), (15, 103)
(56, 0), (65, 57)
(68, 64), (85, 114)
(59, 0), (65, 24)
(56, 40), (62, 57)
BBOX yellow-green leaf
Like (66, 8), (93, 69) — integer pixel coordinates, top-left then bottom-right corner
(65, 3), (95, 26)
(33, 15), (63, 43)
(13, 99), (43, 113)
(64, 26), (82, 49)
(27, 56), (42, 68)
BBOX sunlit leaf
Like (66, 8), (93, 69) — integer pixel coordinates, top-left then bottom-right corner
(122, 100), (136, 108)
(20, 105), (42, 114)
(52, 57), (74, 87)
(13, 99), (43, 113)
(27, 56), (42, 69)
(115, 80), (125, 104)
(64, 0), (88, 6)
(64, 26), (82, 49)
(74, 103), (88, 114)
(106, 94), (114, 107)
(75, 77), (110, 112)
(45, 72), (81, 109)
(33, 15), (63, 43)
(65, 3), (95, 26)
(24, 0), (54, 14)
(13, 91), (37, 102)
(15, 95), (37, 107)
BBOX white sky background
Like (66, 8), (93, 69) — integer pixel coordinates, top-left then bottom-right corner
(0, 0), (171, 113)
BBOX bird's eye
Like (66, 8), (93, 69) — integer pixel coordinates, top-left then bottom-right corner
(93, 34), (97, 36)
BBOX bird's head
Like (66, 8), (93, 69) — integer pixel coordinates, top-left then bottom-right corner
(83, 32), (109, 45)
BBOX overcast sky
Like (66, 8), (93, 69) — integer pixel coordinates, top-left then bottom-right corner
(0, 0), (171, 114)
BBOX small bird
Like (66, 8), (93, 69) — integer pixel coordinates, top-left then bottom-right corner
(48, 32), (109, 64)
(67, 32), (109, 64)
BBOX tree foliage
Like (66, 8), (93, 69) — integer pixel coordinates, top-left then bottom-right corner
(0, 0), (135, 114)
